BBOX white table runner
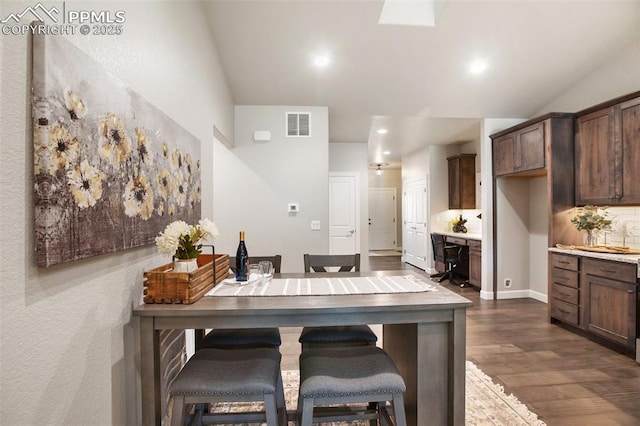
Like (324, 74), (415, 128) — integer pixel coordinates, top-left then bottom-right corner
(206, 275), (438, 297)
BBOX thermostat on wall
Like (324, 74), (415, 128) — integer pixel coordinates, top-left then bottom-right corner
(287, 203), (299, 213)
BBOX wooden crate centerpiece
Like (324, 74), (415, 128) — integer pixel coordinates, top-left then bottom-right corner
(143, 253), (229, 304)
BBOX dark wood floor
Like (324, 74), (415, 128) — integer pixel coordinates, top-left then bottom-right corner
(281, 255), (640, 425)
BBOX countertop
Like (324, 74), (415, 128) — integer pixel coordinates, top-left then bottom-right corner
(433, 231), (482, 241)
(549, 247), (640, 277)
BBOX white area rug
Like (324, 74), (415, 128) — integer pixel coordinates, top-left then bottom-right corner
(172, 361), (545, 425)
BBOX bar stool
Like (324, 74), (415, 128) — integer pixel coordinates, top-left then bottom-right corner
(169, 347), (286, 426)
(297, 346), (407, 426)
(199, 327), (282, 350)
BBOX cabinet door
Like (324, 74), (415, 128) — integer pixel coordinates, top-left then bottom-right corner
(448, 157), (461, 209)
(468, 251), (481, 287)
(575, 107), (616, 204)
(619, 97), (640, 204)
(493, 133), (515, 177)
(515, 122), (545, 173)
(585, 274), (637, 349)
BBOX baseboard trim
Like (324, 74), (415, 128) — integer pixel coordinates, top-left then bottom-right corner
(497, 289), (548, 302)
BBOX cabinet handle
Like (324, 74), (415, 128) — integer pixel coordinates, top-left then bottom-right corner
(599, 267), (617, 273)
(558, 261), (570, 264)
(556, 276), (568, 281)
(628, 290), (635, 294)
(558, 309), (570, 315)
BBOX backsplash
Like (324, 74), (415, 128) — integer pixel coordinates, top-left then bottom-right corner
(431, 209), (482, 235)
(599, 206), (640, 249)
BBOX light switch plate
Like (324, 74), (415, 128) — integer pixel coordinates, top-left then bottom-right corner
(310, 220), (321, 231)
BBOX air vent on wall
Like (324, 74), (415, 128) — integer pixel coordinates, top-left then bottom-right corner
(286, 112), (311, 137)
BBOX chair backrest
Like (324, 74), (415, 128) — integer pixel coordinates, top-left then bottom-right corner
(430, 234), (463, 263)
(303, 254), (360, 273)
(228, 255), (282, 273)
(430, 233), (446, 263)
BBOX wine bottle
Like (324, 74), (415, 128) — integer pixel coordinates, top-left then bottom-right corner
(235, 231), (249, 281)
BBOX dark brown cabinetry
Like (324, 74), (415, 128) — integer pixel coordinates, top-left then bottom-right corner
(575, 92), (640, 205)
(549, 252), (638, 355)
(447, 154), (476, 209)
(468, 239), (481, 287)
(583, 258), (637, 349)
(493, 121), (546, 177)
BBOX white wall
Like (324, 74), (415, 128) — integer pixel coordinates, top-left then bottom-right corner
(0, 1), (233, 424)
(529, 177), (549, 300)
(534, 40), (640, 115)
(329, 143), (370, 268)
(213, 105), (329, 273)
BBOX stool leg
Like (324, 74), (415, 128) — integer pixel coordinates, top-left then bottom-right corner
(264, 393), (279, 426)
(170, 395), (185, 426)
(392, 393), (407, 426)
(299, 396), (314, 426)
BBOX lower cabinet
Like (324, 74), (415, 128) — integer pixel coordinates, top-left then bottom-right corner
(549, 252), (638, 354)
(468, 240), (481, 287)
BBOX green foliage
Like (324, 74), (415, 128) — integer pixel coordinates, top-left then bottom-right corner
(570, 205), (612, 232)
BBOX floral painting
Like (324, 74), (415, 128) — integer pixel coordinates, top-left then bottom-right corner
(32, 34), (201, 267)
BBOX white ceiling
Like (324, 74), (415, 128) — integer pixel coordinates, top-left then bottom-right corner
(203, 0), (639, 167)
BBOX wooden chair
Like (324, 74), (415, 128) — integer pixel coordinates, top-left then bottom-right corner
(198, 255), (283, 350)
(299, 253), (377, 350)
(303, 253), (360, 272)
(430, 233), (467, 287)
(228, 254), (282, 273)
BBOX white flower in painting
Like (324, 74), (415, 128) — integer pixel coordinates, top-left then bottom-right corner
(47, 123), (79, 172)
(66, 160), (104, 208)
(99, 113), (132, 165)
(64, 87), (87, 120)
(123, 173), (155, 220)
(174, 170), (187, 207)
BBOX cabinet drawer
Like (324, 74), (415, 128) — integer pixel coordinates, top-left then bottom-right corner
(446, 236), (466, 245)
(583, 258), (637, 283)
(467, 240), (481, 251)
(552, 283), (578, 304)
(550, 253), (578, 271)
(551, 267), (578, 288)
(551, 299), (579, 326)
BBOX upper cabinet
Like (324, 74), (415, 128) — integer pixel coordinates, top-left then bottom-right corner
(493, 121), (546, 177)
(447, 154), (476, 209)
(575, 93), (640, 206)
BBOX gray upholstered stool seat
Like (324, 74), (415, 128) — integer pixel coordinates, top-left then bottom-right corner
(199, 327), (282, 349)
(297, 346), (407, 426)
(169, 347), (286, 426)
(299, 325), (377, 349)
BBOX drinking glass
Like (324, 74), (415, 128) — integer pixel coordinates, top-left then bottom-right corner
(259, 260), (274, 281)
(248, 263), (264, 285)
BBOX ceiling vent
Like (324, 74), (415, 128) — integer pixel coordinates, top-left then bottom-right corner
(286, 112), (311, 137)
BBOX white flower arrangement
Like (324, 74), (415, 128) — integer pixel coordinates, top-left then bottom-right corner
(155, 218), (219, 259)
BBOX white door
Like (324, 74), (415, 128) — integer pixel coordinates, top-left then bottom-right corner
(368, 188), (396, 250)
(403, 177), (428, 270)
(329, 173), (359, 254)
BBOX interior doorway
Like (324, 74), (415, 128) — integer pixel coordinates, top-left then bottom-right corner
(402, 176), (429, 270)
(368, 188), (397, 251)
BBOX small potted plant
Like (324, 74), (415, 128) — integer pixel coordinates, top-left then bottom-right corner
(155, 218), (219, 272)
(570, 205), (612, 246)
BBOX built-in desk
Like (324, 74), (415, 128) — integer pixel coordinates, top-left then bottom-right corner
(433, 232), (482, 287)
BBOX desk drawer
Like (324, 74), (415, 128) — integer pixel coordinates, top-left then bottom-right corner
(468, 240), (481, 251)
(552, 283), (578, 305)
(551, 299), (579, 326)
(550, 253), (578, 271)
(551, 267), (578, 288)
(446, 236), (467, 245)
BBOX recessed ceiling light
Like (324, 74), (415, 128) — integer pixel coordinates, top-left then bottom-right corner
(376, 128), (388, 134)
(383, 150), (391, 155)
(314, 55), (329, 67)
(469, 59), (488, 75)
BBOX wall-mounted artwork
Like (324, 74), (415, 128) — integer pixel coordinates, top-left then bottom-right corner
(32, 34), (201, 267)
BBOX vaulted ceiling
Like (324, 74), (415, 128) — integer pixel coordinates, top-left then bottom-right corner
(204, 0), (639, 166)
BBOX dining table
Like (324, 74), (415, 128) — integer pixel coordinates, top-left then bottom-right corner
(133, 269), (473, 426)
